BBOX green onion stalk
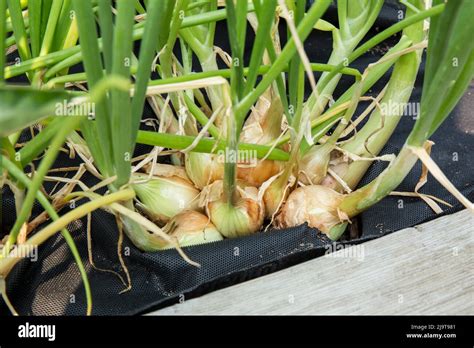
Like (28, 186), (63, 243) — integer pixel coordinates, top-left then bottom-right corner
(153, 0), (192, 166)
(298, 0), (425, 190)
(277, 0), (425, 236)
(3, 4), (238, 81)
(339, 0), (474, 218)
(296, 0), (439, 182)
(158, 0), (188, 112)
(0, 0), (94, 311)
(295, 0), (446, 186)
(262, 0), (307, 219)
(179, 0), (229, 129)
(277, 0), (417, 230)
(336, 2), (425, 191)
(180, 1), (235, 187)
(278, 0), (474, 240)
(205, 0), (259, 238)
(292, 0), (383, 187)
(263, 0), (386, 218)
(71, 0), (185, 251)
(304, 0), (383, 120)
(237, 2), (285, 188)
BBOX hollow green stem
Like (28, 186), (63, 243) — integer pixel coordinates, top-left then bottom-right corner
(184, 94), (221, 139)
(158, 0), (187, 113)
(7, 0), (32, 79)
(27, 0), (41, 57)
(37, 0), (63, 57)
(131, 0), (175, 151)
(6, 5), (248, 80)
(31, 0), (64, 85)
(223, 114), (240, 205)
(73, 0), (113, 178)
(339, 146), (418, 217)
(338, 0), (474, 223)
(136, 130), (289, 161)
(47, 62), (360, 88)
(342, 3), (425, 189)
(315, 3), (445, 96)
(274, 36), (412, 148)
(18, 117), (64, 167)
(108, 0), (135, 188)
(307, 0), (383, 118)
(97, 0), (114, 74)
(236, 0), (332, 117)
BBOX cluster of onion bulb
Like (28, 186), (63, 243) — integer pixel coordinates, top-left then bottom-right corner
(131, 92), (351, 249)
(131, 154), (277, 247)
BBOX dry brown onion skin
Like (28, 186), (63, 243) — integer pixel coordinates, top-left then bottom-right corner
(276, 185), (345, 233)
(297, 144), (332, 185)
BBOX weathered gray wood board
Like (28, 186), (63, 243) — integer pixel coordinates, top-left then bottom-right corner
(148, 210), (473, 315)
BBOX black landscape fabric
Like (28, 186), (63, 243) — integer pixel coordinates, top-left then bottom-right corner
(1, 1), (473, 315)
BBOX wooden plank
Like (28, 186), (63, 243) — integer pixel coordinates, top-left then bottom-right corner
(148, 210), (473, 315)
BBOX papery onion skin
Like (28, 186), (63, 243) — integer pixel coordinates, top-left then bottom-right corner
(237, 91), (284, 188)
(159, 210), (224, 249)
(263, 182), (284, 218)
(262, 174), (292, 219)
(185, 152), (224, 189)
(277, 185), (345, 234)
(321, 161), (350, 191)
(297, 144), (332, 185)
(237, 160), (283, 187)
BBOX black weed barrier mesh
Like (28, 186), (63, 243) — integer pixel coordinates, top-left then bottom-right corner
(0, 1), (473, 315)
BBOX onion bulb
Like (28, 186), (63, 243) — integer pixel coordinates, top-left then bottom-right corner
(237, 160), (283, 187)
(132, 172), (200, 225)
(185, 152), (224, 189)
(205, 180), (264, 238)
(276, 185), (348, 234)
(236, 90), (284, 187)
(297, 143), (332, 185)
(159, 210), (223, 249)
(262, 172), (295, 219)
